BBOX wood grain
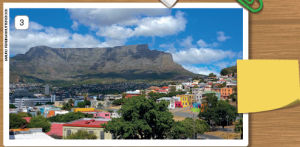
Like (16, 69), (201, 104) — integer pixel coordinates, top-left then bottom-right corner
(1, 0), (300, 147)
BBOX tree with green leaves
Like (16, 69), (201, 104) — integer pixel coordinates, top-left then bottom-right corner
(45, 102), (54, 105)
(97, 103), (103, 109)
(9, 113), (27, 129)
(193, 85), (199, 88)
(169, 86), (176, 92)
(101, 96), (185, 139)
(61, 103), (72, 111)
(121, 92), (127, 98)
(63, 129), (97, 139)
(36, 111), (41, 115)
(234, 117), (243, 139)
(214, 100), (237, 128)
(170, 82), (176, 85)
(9, 104), (17, 109)
(77, 101), (86, 108)
(181, 118), (209, 138)
(68, 99), (74, 106)
(27, 115), (51, 132)
(112, 98), (126, 105)
(208, 73), (216, 77)
(47, 112), (93, 123)
(35, 102), (42, 106)
(17, 112), (30, 117)
(232, 86), (237, 93)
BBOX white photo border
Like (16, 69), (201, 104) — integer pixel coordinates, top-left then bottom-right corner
(3, 2), (249, 146)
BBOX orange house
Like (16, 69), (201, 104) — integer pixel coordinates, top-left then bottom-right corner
(211, 88), (233, 100)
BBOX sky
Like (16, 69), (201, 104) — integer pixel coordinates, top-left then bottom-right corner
(9, 8), (243, 76)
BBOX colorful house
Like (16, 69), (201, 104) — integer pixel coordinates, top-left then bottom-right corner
(72, 108), (95, 113)
(211, 88), (233, 100)
(175, 101), (183, 107)
(204, 91), (221, 100)
(81, 111), (111, 119)
(62, 118), (113, 139)
(176, 95), (189, 108)
(125, 90), (141, 98)
(46, 123), (64, 138)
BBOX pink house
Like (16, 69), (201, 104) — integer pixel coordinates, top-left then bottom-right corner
(82, 111), (111, 119)
(175, 101), (183, 107)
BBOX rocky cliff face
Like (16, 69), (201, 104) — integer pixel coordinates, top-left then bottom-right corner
(10, 44), (195, 83)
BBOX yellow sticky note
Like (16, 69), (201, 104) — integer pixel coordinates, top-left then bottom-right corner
(237, 60), (300, 113)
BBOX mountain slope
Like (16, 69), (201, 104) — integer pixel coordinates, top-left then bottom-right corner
(10, 44), (203, 84)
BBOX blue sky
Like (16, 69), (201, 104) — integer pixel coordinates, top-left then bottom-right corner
(9, 8), (243, 76)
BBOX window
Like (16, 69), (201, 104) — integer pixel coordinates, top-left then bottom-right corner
(185, 102), (187, 105)
(100, 131), (105, 139)
(67, 130), (71, 136)
(105, 114), (109, 116)
(89, 131), (93, 134)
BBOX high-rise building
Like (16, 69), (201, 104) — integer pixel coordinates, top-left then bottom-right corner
(45, 85), (50, 95)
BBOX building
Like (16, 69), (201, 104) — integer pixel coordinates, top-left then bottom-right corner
(10, 88), (34, 99)
(54, 101), (66, 108)
(45, 85), (50, 95)
(62, 118), (113, 139)
(193, 80), (200, 84)
(192, 88), (205, 104)
(10, 97), (52, 109)
(46, 123), (64, 138)
(90, 100), (98, 108)
(169, 85), (183, 91)
(51, 94), (56, 103)
(176, 95), (189, 108)
(104, 94), (122, 101)
(211, 88), (233, 100)
(185, 94), (194, 105)
(10, 128), (55, 140)
(204, 91), (221, 100)
(125, 90), (141, 98)
(81, 111), (110, 119)
(72, 108), (95, 113)
(156, 97), (175, 109)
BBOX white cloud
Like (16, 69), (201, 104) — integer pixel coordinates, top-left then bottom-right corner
(183, 65), (220, 76)
(172, 48), (236, 64)
(196, 39), (219, 48)
(68, 9), (172, 28)
(159, 43), (176, 53)
(217, 31), (231, 42)
(214, 62), (230, 69)
(9, 21), (122, 55)
(71, 21), (79, 31)
(237, 51), (243, 59)
(178, 36), (196, 49)
(96, 11), (187, 39)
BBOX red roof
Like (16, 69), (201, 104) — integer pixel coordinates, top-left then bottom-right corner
(63, 120), (108, 128)
(46, 123), (64, 137)
(192, 84), (197, 85)
(161, 86), (169, 89)
(157, 89), (167, 93)
(22, 117), (31, 123)
(219, 79), (226, 81)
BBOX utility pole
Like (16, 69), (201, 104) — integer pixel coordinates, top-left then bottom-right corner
(226, 115), (229, 140)
(193, 112), (195, 139)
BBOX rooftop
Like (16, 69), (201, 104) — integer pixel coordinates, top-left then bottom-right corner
(9, 132), (55, 140)
(46, 123), (64, 137)
(63, 118), (111, 128)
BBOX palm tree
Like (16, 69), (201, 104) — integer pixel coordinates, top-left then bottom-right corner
(234, 117), (243, 139)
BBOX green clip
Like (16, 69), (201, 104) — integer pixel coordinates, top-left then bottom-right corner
(237, 0), (263, 12)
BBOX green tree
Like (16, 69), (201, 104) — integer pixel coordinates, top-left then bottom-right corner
(9, 113), (27, 129)
(193, 85), (199, 88)
(225, 99), (229, 102)
(234, 117), (243, 139)
(27, 115), (51, 132)
(215, 100), (237, 128)
(63, 129), (97, 139)
(229, 94), (237, 103)
(181, 118), (209, 138)
(97, 103), (103, 109)
(48, 112), (93, 123)
(121, 92), (127, 98)
(9, 104), (17, 108)
(101, 96), (184, 139)
(17, 112), (30, 117)
(77, 101), (86, 108)
(168, 121), (186, 139)
(169, 86), (176, 92)
(61, 103), (72, 111)
(170, 82), (176, 85)
(232, 86), (237, 93)
(84, 99), (91, 106)
(37, 111), (41, 115)
(112, 98), (126, 105)
(35, 102), (42, 106)
(68, 99), (74, 106)
(202, 93), (218, 109)
(208, 73), (216, 77)
(45, 102), (54, 105)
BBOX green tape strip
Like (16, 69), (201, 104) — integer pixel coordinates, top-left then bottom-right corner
(237, 0), (263, 12)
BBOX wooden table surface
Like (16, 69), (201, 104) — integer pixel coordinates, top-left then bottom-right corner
(1, 0), (300, 147)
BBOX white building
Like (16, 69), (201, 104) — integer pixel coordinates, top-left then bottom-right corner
(11, 97), (52, 108)
(45, 85), (50, 95)
(54, 110), (69, 116)
(51, 94), (56, 102)
(156, 97), (175, 109)
(168, 85), (183, 91)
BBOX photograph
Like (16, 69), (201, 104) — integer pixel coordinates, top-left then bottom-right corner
(4, 3), (248, 146)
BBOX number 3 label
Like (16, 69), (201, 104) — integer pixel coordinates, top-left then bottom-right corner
(15, 15), (29, 30)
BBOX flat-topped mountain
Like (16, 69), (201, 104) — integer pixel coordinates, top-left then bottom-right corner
(10, 44), (202, 85)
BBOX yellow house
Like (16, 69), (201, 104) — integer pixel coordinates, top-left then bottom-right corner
(176, 95), (190, 107)
(72, 108), (95, 113)
(186, 94), (194, 104)
(193, 80), (199, 84)
(63, 118), (113, 139)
